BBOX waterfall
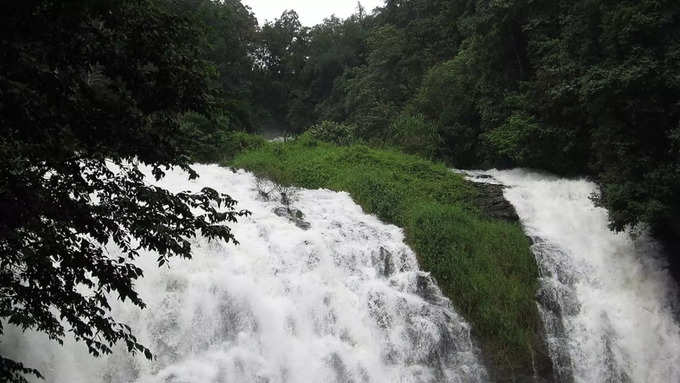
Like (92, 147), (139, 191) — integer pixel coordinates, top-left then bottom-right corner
(463, 169), (680, 383)
(2, 165), (486, 383)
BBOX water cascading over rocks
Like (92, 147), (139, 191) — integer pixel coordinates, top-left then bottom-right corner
(2, 165), (487, 383)
(463, 169), (680, 383)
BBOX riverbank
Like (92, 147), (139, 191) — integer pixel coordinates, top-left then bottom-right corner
(227, 135), (552, 380)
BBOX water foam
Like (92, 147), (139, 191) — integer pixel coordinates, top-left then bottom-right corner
(2, 165), (486, 383)
(464, 169), (680, 383)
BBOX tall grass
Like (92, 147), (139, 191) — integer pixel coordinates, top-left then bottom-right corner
(230, 135), (545, 377)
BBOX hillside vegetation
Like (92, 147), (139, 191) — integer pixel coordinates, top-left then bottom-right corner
(171, 0), (679, 243)
(231, 135), (549, 380)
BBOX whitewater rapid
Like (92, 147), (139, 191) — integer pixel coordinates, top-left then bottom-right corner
(464, 169), (680, 383)
(2, 165), (486, 383)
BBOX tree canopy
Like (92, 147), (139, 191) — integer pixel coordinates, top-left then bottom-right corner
(0, 1), (249, 380)
(251, 0), (680, 241)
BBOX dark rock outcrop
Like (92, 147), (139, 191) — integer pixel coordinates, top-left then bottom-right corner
(657, 220), (680, 290)
(472, 182), (520, 222)
(380, 247), (393, 277)
(273, 207), (311, 230)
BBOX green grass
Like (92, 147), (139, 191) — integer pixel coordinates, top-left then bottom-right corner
(229, 135), (544, 377)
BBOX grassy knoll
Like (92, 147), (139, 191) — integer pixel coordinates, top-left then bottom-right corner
(229, 136), (547, 379)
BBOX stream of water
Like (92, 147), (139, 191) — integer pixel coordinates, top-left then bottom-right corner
(2, 165), (486, 383)
(5, 165), (680, 382)
(464, 169), (680, 383)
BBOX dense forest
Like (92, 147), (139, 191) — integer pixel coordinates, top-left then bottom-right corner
(171, 0), (680, 241)
(2, 0), (680, 381)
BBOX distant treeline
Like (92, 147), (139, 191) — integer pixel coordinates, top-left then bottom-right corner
(188, 0), (679, 240)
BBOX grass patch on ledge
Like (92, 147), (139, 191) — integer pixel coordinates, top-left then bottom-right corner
(229, 135), (543, 377)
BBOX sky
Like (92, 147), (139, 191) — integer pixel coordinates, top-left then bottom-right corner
(242, 0), (385, 27)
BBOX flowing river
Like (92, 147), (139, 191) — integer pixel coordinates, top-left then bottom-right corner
(463, 169), (680, 383)
(4, 165), (680, 382)
(2, 165), (486, 383)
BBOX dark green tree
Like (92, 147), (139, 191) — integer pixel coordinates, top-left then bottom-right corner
(252, 10), (310, 135)
(175, 0), (259, 131)
(411, 51), (482, 166)
(290, 13), (371, 129)
(520, 0), (680, 232)
(0, 1), (248, 381)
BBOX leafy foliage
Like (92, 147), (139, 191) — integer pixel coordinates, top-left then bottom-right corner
(179, 112), (234, 163)
(304, 121), (358, 146)
(388, 114), (440, 159)
(175, 0), (259, 131)
(411, 53), (482, 166)
(485, 112), (544, 166)
(0, 1), (248, 380)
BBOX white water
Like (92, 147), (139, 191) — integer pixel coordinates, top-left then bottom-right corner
(2, 165), (486, 383)
(464, 169), (680, 383)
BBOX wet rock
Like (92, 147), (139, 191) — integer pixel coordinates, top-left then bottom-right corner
(376, 247), (394, 277)
(658, 222), (680, 290)
(273, 207), (311, 230)
(273, 206), (288, 217)
(536, 286), (561, 315)
(326, 353), (353, 383)
(415, 273), (440, 304)
(295, 220), (311, 230)
(536, 284), (580, 317)
(367, 291), (392, 329)
(472, 182), (520, 222)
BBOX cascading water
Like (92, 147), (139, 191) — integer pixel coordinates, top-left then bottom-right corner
(463, 169), (680, 383)
(2, 165), (487, 383)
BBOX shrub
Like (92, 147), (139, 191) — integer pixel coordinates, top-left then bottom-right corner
(179, 112), (266, 163)
(178, 111), (232, 163)
(485, 112), (542, 165)
(411, 51), (482, 166)
(388, 114), (441, 159)
(221, 132), (266, 161)
(304, 120), (358, 145)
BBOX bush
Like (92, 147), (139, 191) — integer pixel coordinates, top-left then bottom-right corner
(411, 52), (482, 167)
(179, 112), (265, 163)
(221, 132), (266, 161)
(304, 120), (358, 145)
(178, 112), (228, 162)
(485, 112), (542, 165)
(388, 114), (441, 159)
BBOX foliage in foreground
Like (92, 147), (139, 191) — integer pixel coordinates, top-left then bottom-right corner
(305, 120), (358, 146)
(0, 1), (248, 381)
(231, 137), (544, 378)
